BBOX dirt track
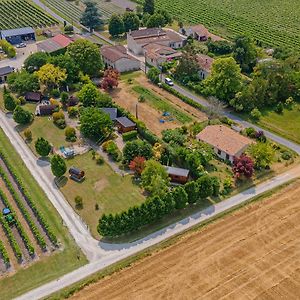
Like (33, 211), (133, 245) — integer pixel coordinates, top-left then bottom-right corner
(72, 181), (300, 300)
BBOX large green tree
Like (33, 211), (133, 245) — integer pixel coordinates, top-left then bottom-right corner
(123, 140), (153, 164)
(247, 142), (275, 169)
(7, 70), (39, 95)
(80, 1), (103, 31)
(80, 107), (113, 141)
(51, 155), (67, 177)
(78, 83), (100, 107)
(204, 57), (242, 102)
(172, 186), (188, 209)
(108, 14), (125, 37)
(146, 13), (166, 28)
(3, 91), (17, 112)
(233, 35), (257, 73)
(143, 0), (155, 15)
(13, 106), (33, 124)
(67, 39), (103, 76)
(35, 137), (51, 157)
(24, 52), (49, 73)
(123, 12), (140, 32)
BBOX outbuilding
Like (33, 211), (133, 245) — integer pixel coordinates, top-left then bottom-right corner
(25, 92), (42, 102)
(0, 66), (14, 83)
(69, 166), (85, 182)
(165, 166), (190, 184)
(101, 108), (118, 121)
(36, 104), (57, 116)
(0, 27), (35, 45)
(116, 117), (136, 133)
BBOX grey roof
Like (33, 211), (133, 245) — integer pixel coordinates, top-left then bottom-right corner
(0, 66), (13, 76)
(165, 166), (190, 177)
(101, 108), (118, 121)
(37, 39), (63, 53)
(1, 27), (34, 38)
(130, 28), (166, 39)
(116, 116), (136, 128)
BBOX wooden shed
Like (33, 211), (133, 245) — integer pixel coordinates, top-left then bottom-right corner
(25, 92), (42, 102)
(69, 166), (85, 182)
(165, 166), (190, 184)
(116, 117), (136, 133)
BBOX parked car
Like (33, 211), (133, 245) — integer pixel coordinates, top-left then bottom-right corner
(16, 43), (26, 48)
(165, 77), (174, 86)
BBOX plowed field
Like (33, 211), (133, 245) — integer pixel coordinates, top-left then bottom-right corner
(72, 181), (300, 300)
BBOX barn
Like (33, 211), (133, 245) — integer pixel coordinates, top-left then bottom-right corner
(0, 27), (35, 45)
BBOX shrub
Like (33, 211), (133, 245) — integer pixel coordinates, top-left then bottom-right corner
(274, 102), (283, 114)
(53, 111), (66, 128)
(51, 88), (60, 98)
(75, 196), (83, 210)
(35, 137), (51, 157)
(122, 130), (138, 141)
(60, 92), (69, 106)
(18, 96), (26, 105)
(24, 129), (32, 141)
(244, 127), (257, 138)
(13, 106), (33, 124)
(250, 108), (261, 121)
(65, 126), (76, 142)
(68, 106), (79, 118)
(96, 155), (104, 165)
(281, 151), (292, 160)
(95, 203), (99, 210)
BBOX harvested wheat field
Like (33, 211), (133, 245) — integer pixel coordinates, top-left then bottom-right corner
(71, 180), (300, 300)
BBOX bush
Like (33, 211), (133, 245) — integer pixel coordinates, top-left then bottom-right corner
(75, 196), (83, 210)
(64, 25), (74, 34)
(244, 127), (257, 138)
(60, 92), (69, 106)
(24, 129), (32, 141)
(281, 151), (292, 160)
(122, 130), (138, 141)
(13, 106), (33, 124)
(96, 155), (104, 165)
(18, 96), (26, 105)
(275, 102), (283, 114)
(65, 126), (76, 141)
(53, 111), (66, 128)
(250, 108), (261, 121)
(51, 89), (60, 98)
(147, 67), (160, 84)
(35, 137), (51, 157)
(68, 106), (79, 118)
(103, 140), (121, 161)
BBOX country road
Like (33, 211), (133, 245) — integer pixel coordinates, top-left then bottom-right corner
(0, 107), (297, 299)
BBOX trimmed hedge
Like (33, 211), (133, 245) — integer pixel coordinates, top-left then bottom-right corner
(122, 130), (138, 141)
(0, 239), (10, 265)
(0, 152), (58, 246)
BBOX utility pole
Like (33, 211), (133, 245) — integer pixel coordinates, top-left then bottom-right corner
(136, 103), (138, 119)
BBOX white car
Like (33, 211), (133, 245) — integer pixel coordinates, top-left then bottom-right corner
(165, 77), (174, 86)
(16, 43), (26, 48)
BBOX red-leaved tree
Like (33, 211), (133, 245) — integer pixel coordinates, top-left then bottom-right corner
(232, 154), (254, 180)
(101, 69), (120, 91)
(129, 156), (146, 176)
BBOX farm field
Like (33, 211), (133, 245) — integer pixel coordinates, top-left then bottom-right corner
(70, 180), (300, 300)
(111, 72), (207, 136)
(155, 0), (300, 51)
(0, 128), (86, 300)
(0, 0), (58, 30)
(60, 152), (146, 238)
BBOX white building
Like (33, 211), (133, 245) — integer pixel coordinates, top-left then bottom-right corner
(196, 54), (214, 79)
(101, 45), (140, 73)
(127, 28), (186, 55)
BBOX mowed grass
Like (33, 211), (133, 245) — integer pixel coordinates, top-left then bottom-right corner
(256, 105), (300, 144)
(0, 128), (86, 300)
(60, 152), (146, 238)
(132, 85), (193, 124)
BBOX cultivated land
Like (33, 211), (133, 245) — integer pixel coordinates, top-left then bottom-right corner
(0, 0), (57, 30)
(155, 0), (300, 51)
(0, 128), (86, 300)
(70, 180), (300, 300)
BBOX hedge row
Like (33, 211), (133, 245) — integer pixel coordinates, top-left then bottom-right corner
(0, 152), (58, 246)
(122, 130), (138, 141)
(0, 188), (35, 256)
(0, 239), (10, 265)
(161, 83), (208, 113)
(0, 166), (47, 250)
(0, 217), (22, 261)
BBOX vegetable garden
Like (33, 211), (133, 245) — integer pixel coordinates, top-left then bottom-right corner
(0, 0), (58, 30)
(0, 149), (57, 273)
(155, 0), (300, 51)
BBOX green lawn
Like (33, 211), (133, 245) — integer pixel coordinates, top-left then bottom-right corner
(256, 105), (300, 144)
(132, 85), (193, 124)
(60, 152), (146, 238)
(0, 128), (86, 300)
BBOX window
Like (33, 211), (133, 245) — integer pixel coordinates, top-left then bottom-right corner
(217, 149), (221, 155)
(226, 154), (230, 160)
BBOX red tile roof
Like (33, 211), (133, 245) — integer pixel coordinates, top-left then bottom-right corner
(196, 54), (214, 72)
(52, 34), (73, 48)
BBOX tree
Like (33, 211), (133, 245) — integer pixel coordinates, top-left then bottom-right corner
(143, 0), (155, 15)
(35, 137), (51, 157)
(147, 67), (160, 84)
(197, 175), (214, 199)
(147, 174), (169, 197)
(204, 57), (242, 102)
(232, 154), (254, 180)
(36, 63), (67, 90)
(141, 160), (169, 194)
(65, 126), (77, 142)
(123, 140), (153, 164)
(50, 54), (80, 84)
(67, 39), (103, 76)
(172, 186), (188, 209)
(4, 92), (17, 112)
(101, 69), (120, 91)
(80, 1), (103, 31)
(78, 83), (100, 107)
(80, 107), (113, 140)
(0, 40), (16, 58)
(7, 70), (39, 95)
(24, 129), (32, 141)
(157, 9), (172, 25)
(247, 142), (275, 169)
(108, 14), (125, 37)
(13, 106), (33, 125)
(75, 196), (83, 210)
(123, 12), (140, 32)
(146, 13), (166, 28)
(24, 52), (49, 73)
(60, 92), (69, 107)
(233, 35), (257, 73)
(51, 155), (67, 178)
(184, 181), (199, 204)
(129, 156), (146, 176)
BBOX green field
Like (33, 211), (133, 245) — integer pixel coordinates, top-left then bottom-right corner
(0, 128), (86, 300)
(155, 0), (300, 51)
(0, 0), (58, 30)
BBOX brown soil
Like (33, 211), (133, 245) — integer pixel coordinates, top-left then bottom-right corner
(71, 181), (300, 300)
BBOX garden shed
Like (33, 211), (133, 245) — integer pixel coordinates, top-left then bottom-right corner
(25, 92), (42, 102)
(116, 117), (136, 133)
(69, 166), (85, 182)
(165, 166), (190, 184)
